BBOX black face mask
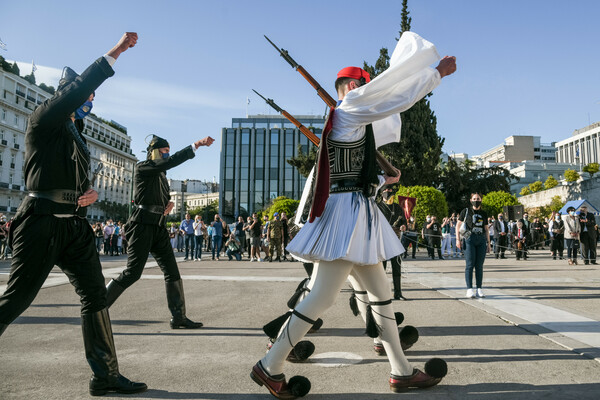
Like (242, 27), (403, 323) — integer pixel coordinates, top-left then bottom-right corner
(471, 200), (482, 208)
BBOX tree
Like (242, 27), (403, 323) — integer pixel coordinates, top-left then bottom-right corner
(438, 158), (519, 213)
(38, 83), (55, 95)
(582, 162), (599, 179)
(9, 62), (19, 76)
(520, 186), (530, 196)
(286, 145), (317, 178)
(544, 175), (558, 189)
(0, 55), (12, 72)
(395, 185), (448, 230)
(528, 181), (543, 193)
(23, 73), (36, 85)
(363, 0), (444, 187)
(481, 191), (520, 217)
(548, 195), (564, 213)
(564, 169), (580, 182)
(97, 200), (128, 221)
(263, 196), (300, 219)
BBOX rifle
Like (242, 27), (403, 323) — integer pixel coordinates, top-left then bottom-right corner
(252, 90), (319, 146)
(264, 35), (398, 177)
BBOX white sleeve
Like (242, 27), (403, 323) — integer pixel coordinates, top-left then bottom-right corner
(103, 55), (117, 67)
(337, 32), (441, 126)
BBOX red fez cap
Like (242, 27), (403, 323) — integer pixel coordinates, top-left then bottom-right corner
(337, 66), (371, 83)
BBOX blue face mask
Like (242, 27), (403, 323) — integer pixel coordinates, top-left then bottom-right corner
(74, 100), (93, 120)
(162, 152), (170, 159)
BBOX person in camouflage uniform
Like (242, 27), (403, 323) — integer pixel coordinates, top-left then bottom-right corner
(267, 212), (284, 262)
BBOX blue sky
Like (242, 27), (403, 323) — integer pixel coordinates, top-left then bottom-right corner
(1, 0), (599, 181)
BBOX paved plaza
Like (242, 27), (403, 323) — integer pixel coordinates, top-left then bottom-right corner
(1, 247), (600, 399)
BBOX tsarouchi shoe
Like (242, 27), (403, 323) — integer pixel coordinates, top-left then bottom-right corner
(389, 369), (442, 392)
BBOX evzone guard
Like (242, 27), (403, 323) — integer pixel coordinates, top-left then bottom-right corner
(251, 32), (456, 398)
(104, 134), (214, 328)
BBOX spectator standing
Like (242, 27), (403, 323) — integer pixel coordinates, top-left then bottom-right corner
(564, 206), (580, 265)
(403, 216), (418, 259)
(427, 216), (443, 260)
(281, 212), (290, 261)
(176, 228), (184, 252)
(493, 213), (508, 259)
(104, 219), (115, 255)
(449, 214), (459, 258)
(488, 217), (495, 251)
(206, 224), (213, 252)
(169, 224), (178, 250)
(235, 216), (245, 257)
(193, 215), (205, 261)
(249, 214), (263, 262)
(531, 217), (544, 250)
(243, 216), (253, 258)
(422, 215), (433, 259)
(578, 206), (597, 265)
(221, 221), (231, 257)
(116, 222), (123, 255)
(211, 214), (223, 261)
(267, 213), (284, 262)
(457, 193), (490, 298)
(93, 222), (104, 253)
(180, 213), (195, 261)
(548, 212), (565, 260)
(441, 217), (452, 257)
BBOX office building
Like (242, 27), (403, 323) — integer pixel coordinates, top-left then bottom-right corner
(555, 121), (600, 166)
(472, 135), (556, 167)
(219, 114), (323, 221)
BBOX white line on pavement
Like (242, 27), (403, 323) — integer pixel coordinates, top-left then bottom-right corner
(404, 263), (600, 359)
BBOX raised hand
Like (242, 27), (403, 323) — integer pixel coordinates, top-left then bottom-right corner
(107, 32), (138, 60)
(194, 136), (215, 148)
(436, 56), (457, 78)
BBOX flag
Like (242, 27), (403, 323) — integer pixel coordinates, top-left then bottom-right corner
(397, 195), (417, 220)
(576, 146), (580, 157)
(31, 59), (37, 73)
(0, 38), (6, 51)
(247, 97), (250, 105)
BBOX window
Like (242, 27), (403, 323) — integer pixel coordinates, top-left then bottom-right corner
(1, 109), (6, 120)
(14, 114), (19, 126)
(13, 133), (17, 145)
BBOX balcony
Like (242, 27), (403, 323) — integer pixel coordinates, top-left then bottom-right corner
(15, 90), (25, 97)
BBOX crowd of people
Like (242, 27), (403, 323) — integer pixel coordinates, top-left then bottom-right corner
(164, 211), (294, 262)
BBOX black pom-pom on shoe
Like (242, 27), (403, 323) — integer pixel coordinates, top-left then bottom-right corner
(399, 325), (419, 351)
(424, 358), (448, 378)
(287, 340), (315, 363)
(288, 375), (311, 397)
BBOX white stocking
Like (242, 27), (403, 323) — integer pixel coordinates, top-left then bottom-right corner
(351, 263), (412, 376)
(261, 259), (354, 375)
(347, 271), (380, 345)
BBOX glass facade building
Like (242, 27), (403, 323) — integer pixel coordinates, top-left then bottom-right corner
(219, 114), (324, 221)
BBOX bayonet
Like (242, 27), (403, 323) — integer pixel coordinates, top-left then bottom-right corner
(252, 89), (319, 147)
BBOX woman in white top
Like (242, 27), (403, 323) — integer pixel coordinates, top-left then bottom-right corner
(193, 215), (205, 261)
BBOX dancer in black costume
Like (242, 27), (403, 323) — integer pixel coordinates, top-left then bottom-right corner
(0, 32), (147, 396)
(105, 134), (214, 328)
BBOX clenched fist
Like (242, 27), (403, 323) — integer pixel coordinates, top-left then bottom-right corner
(107, 32), (138, 60)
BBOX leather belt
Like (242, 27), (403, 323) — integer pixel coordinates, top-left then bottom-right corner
(330, 179), (362, 193)
(28, 189), (78, 204)
(137, 204), (164, 214)
(330, 179), (376, 196)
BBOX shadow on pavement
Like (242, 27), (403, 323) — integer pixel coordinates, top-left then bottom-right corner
(12, 316), (161, 326)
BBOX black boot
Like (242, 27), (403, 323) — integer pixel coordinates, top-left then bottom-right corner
(82, 309), (147, 396)
(0, 322), (8, 336)
(437, 249), (444, 260)
(105, 279), (126, 308)
(165, 279), (203, 329)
